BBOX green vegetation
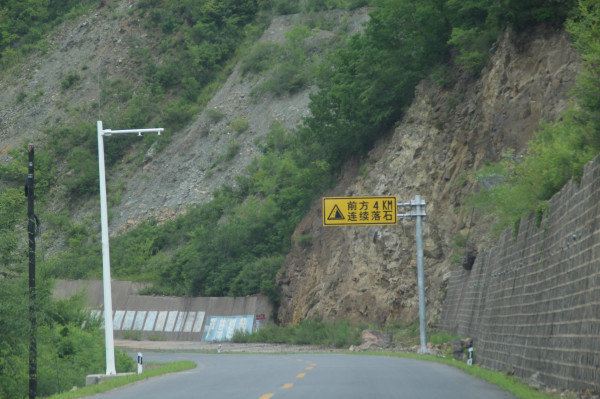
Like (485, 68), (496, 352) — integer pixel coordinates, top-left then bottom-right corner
(0, 149), (134, 399)
(0, 0), (96, 66)
(206, 108), (225, 123)
(45, 360), (196, 399)
(115, 0), (450, 298)
(60, 71), (81, 91)
(229, 117), (250, 134)
(232, 319), (459, 349)
(0, 280), (135, 399)
(471, 0), (600, 232)
(232, 319), (362, 348)
(272, 0), (369, 15)
(250, 25), (316, 97)
(447, 0), (576, 74)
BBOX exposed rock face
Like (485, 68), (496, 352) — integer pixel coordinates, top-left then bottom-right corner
(277, 27), (579, 325)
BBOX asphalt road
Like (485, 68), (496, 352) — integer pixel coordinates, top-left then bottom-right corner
(89, 352), (515, 399)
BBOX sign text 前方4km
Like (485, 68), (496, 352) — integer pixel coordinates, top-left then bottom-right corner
(322, 196), (397, 226)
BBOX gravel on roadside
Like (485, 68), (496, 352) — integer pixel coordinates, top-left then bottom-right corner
(114, 339), (340, 353)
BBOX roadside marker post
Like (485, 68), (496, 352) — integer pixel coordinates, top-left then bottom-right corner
(97, 121), (163, 375)
(322, 194), (429, 354)
(137, 352), (143, 374)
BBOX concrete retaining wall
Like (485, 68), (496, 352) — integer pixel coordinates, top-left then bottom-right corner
(53, 280), (272, 341)
(441, 157), (600, 392)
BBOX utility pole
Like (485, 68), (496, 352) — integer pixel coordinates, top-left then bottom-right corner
(26, 144), (37, 398)
(97, 121), (163, 375)
(398, 195), (428, 354)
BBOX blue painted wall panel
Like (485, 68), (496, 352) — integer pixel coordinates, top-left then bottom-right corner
(203, 315), (255, 341)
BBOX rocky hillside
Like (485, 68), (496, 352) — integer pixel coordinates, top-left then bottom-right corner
(277, 27), (579, 325)
(113, 8), (369, 230)
(0, 1), (144, 152)
(0, 1), (369, 232)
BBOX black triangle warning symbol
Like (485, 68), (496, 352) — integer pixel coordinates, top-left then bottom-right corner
(327, 205), (345, 221)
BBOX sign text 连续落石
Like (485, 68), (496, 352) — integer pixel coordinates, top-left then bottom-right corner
(322, 196), (397, 226)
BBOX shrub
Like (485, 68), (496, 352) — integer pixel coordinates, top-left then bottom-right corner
(63, 148), (99, 197)
(229, 117), (250, 134)
(60, 71), (81, 91)
(206, 108), (225, 123)
(162, 99), (197, 131)
(273, 0), (300, 15)
(0, 1), (96, 64)
(253, 61), (308, 97)
(240, 42), (283, 76)
(225, 140), (241, 161)
(15, 91), (26, 103)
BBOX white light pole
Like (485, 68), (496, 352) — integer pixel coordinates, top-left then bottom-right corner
(96, 121), (163, 375)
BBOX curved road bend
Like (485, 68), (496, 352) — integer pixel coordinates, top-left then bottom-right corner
(90, 353), (514, 399)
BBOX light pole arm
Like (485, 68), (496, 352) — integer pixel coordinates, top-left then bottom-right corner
(100, 127), (164, 136)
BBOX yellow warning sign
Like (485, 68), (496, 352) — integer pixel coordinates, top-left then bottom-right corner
(322, 196), (397, 226)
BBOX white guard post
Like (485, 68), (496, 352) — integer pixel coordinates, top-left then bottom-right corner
(398, 195), (429, 354)
(97, 121), (163, 375)
(137, 352), (143, 374)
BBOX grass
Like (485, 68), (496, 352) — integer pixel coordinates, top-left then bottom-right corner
(44, 360), (196, 399)
(358, 351), (561, 399)
(232, 319), (362, 348)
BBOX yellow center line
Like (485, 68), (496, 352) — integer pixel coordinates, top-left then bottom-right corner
(309, 363), (317, 367)
(296, 372), (306, 379)
(258, 393), (274, 399)
(282, 383), (294, 389)
(305, 366), (314, 371)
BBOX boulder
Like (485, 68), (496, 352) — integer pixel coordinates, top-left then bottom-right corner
(357, 329), (392, 350)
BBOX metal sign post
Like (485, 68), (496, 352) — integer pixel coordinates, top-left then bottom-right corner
(398, 195), (428, 354)
(97, 121), (163, 375)
(321, 194), (429, 353)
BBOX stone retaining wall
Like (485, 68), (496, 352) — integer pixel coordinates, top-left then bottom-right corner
(441, 157), (600, 392)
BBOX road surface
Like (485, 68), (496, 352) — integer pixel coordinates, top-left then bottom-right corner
(89, 352), (515, 399)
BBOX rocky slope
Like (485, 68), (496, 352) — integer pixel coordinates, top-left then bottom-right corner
(0, 2), (369, 233)
(277, 27), (579, 325)
(0, 1), (145, 155)
(112, 8), (369, 231)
